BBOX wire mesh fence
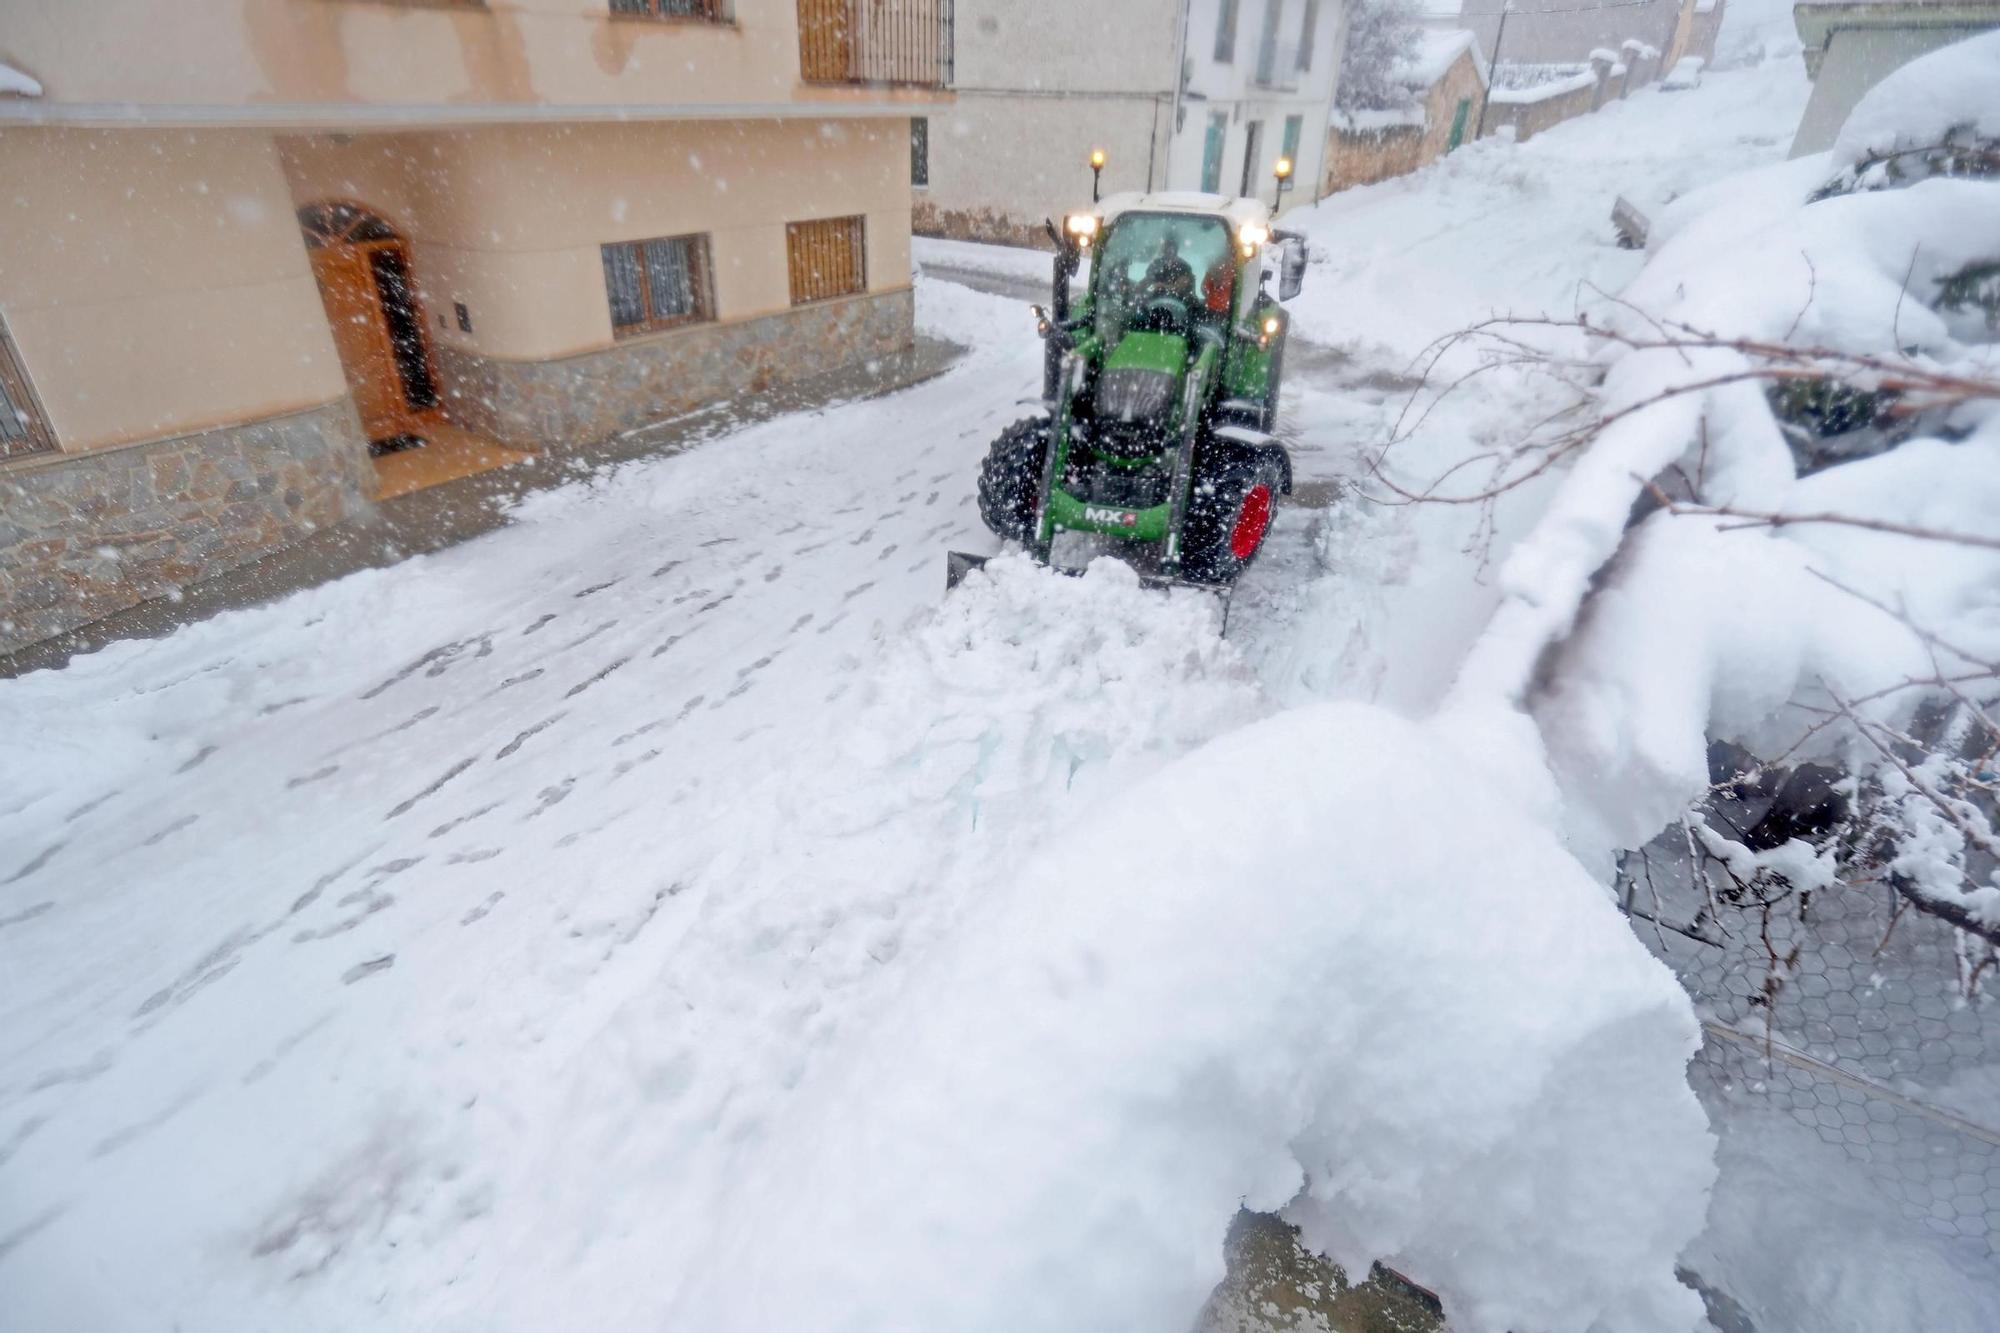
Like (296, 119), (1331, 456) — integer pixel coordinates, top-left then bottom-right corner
(1624, 834), (2000, 1262)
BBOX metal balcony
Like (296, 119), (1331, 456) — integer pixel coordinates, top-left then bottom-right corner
(798, 0), (955, 89)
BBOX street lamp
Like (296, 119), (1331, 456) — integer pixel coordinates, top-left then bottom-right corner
(1272, 155), (1294, 210)
(1090, 148), (1106, 203)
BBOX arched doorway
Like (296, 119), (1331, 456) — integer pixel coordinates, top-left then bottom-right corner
(298, 201), (440, 453)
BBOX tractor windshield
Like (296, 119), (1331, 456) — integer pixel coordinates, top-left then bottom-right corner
(1090, 212), (1234, 346)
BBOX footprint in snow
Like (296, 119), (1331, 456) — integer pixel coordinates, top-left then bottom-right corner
(341, 955), (394, 984)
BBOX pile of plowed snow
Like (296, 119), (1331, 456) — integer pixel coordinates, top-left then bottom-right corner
(671, 701), (1715, 1333)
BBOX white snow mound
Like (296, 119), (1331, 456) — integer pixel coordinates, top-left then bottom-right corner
(671, 703), (1716, 1333)
(1830, 29), (2000, 172)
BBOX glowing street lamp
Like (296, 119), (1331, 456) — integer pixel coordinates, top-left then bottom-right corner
(1090, 148), (1106, 203)
(1272, 155), (1294, 209)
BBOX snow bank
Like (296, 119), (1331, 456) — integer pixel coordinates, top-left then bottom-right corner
(672, 701), (1715, 1333)
(0, 61), (41, 98)
(1458, 174), (2000, 717)
(1684, 1112), (2000, 1333)
(1283, 48), (1808, 368)
(1828, 30), (2000, 174)
(1661, 58), (1704, 91)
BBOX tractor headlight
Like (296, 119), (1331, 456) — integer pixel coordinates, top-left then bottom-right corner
(1096, 368), (1176, 424)
(1065, 213), (1099, 238)
(1238, 223), (1269, 255)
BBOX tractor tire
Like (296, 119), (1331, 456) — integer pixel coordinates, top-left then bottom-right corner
(977, 416), (1051, 543)
(1181, 444), (1285, 585)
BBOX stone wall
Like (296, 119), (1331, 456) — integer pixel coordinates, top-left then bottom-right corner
(1481, 74), (1604, 142)
(913, 199), (1054, 250)
(0, 398), (373, 656)
(1322, 125), (1430, 194)
(437, 288), (916, 450)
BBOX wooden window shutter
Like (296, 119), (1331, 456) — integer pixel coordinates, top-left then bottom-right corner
(785, 215), (867, 306)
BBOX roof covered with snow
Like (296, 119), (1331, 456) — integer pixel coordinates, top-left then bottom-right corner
(1093, 191), (1273, 233)
(1396, 29), (1489, 90)
(1333, 104), (1429, 134)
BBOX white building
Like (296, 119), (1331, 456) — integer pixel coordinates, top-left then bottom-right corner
(915, 0), (1347, 246)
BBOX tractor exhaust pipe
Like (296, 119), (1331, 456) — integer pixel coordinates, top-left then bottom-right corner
(1042, 218), (1080, 403)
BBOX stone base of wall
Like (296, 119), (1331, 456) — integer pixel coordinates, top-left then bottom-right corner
(437, 288), (916, 451)
(913, 201), (1053, 251)
(0, 398), (374, 656)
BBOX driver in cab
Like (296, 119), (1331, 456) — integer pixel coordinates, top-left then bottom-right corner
(1142, 233), (1196, 302)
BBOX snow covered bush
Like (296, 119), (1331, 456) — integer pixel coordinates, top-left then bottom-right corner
(1335, 0), (1424, 111)
(1812, 31), (2000, 201)
(1400, 32), (2000, 999)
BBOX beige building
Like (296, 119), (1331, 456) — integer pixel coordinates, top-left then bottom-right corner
(914, 0), (1350, 247)
(0, 0), (951, 655)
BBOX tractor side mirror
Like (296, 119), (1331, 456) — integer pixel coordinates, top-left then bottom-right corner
(1278, 236), (1307, 301)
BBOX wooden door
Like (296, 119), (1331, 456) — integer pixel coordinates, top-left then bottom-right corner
(308, 241), (437, 446)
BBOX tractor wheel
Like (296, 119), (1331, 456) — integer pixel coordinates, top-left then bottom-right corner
(1181, 446), (1284, 585)
(977, 416), (1051, 543)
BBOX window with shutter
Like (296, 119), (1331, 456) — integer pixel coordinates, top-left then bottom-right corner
(785, 216), (868, 305)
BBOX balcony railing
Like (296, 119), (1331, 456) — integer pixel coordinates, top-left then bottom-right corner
(798, 0), (955, 88)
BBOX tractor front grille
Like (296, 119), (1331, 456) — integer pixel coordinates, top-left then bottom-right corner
(1095, 368), (1176, 426)
(1071, 460), (1171, 510)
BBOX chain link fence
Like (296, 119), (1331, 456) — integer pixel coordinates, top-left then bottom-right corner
(1625, 833), (2000, 1263)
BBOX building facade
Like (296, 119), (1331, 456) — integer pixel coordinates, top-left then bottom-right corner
(1433, 0), (1718, 70)
(913, 0), (1347, 246)
(0, 0), (950, 655)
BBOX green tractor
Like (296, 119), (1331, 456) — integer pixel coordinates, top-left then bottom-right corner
(950, 189), (1308, 591)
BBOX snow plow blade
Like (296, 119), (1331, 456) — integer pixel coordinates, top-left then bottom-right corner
(945, 551), (990, 591)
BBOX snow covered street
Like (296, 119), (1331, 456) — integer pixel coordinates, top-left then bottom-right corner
(11, 14), (1988, 1329)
